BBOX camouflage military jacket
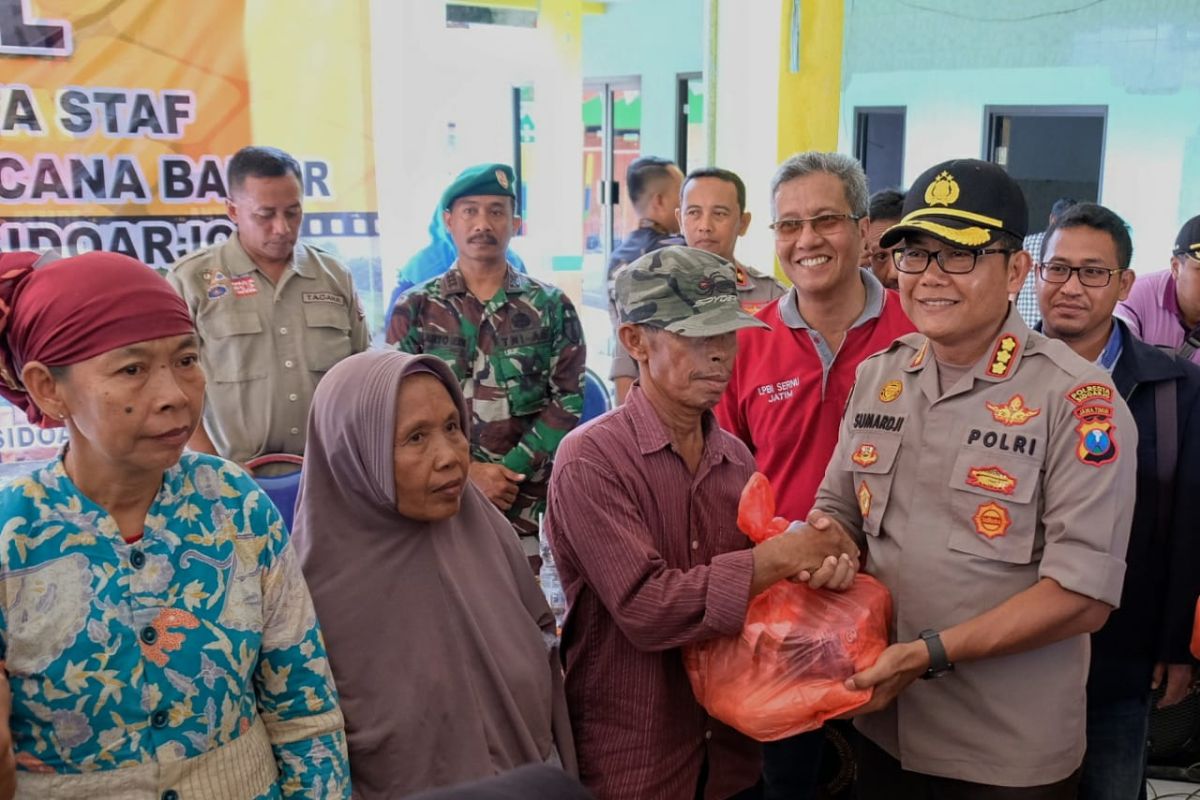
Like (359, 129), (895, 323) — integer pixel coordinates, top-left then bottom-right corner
(389, 264), (585, 539)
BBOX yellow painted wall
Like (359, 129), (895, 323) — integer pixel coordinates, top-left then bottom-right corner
(772, 0), (845, 280)
(244, 0), (377, 212)
(777, 0), (844, 160)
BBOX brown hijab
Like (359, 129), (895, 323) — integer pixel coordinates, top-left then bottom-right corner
(292, 349), (575, 798)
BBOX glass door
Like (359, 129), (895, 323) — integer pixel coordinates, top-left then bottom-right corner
(582, 78), (642, 279)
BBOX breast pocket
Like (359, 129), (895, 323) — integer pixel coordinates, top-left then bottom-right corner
(492, 344), (553, 417)
(847, 432), (903, 536)
(302, 302), (353, 373)
(202, 312), (268, 383)
(946, 449), (1042, 564)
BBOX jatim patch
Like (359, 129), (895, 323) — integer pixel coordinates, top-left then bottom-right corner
(1064, 383), (1119, 467)
(1074, 404), (1119, 466)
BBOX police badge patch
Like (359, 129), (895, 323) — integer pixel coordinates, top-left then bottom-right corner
(1074, 404), (1118, 466)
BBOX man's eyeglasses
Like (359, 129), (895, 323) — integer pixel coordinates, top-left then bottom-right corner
(1174, 249), (1200, 264)
(769, 213), (863, 240)
(1037, 262), (1125, 288)
(892, 247), (1012, 275)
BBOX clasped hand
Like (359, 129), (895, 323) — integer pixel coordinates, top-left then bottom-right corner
(781, 510), (861, 591)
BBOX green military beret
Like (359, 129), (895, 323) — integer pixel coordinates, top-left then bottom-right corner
(441, 163), (516, 211)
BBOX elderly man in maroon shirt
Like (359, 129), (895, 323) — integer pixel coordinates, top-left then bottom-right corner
(544, 245), (860, 800)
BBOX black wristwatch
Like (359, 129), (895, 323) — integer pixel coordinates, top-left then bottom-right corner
(918, 629), (954, 679)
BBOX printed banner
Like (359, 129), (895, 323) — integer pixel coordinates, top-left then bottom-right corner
(0, 0), (381, 465)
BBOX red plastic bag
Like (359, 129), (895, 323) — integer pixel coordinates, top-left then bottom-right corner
(684, 472), (893, 741)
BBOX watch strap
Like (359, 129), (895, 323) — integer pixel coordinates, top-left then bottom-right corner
(919, 629), (953, 679)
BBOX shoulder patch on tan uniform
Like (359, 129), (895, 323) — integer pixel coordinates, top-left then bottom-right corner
(1024, 334), (1098, 379)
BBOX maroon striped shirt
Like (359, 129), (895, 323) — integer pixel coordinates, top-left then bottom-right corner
(544, 386), (761, 800)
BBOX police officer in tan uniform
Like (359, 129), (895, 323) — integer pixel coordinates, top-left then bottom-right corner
(811, 159), (1136, 798)
(676, 167), (786, 317)
(169, 146), (370, 464)
(609, 167), (786, 403)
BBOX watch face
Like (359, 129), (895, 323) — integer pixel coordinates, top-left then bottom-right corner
(923, 665), (954, 680)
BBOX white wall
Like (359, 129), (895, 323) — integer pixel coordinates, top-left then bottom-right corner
(369, 0), (583, 303)
(711, 0), (782, 274)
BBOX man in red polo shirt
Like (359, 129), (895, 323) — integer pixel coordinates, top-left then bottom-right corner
(715, 151), (914, 799)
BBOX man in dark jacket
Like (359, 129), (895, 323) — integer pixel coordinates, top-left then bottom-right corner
(1036, 202), (1200, 800)
(605, 156), (685, 403)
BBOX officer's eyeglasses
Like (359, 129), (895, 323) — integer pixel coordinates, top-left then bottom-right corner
(769, 213), (863, 240)
(1174, 249), (1200, 265)
(1037, 262), (1125, 288)
(892, 247), (1012, 275)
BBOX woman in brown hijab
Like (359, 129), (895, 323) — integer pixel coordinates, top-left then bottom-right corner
(292, 349), (576, 798)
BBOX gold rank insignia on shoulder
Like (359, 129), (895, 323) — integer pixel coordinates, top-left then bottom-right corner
(987, 335), (1019, 377)
(924, 171), (960, 207)
(495, 169), (509, 189)
(909, 339), (929, 369)
(985, 394), (1040, 426)
(879, 380), (903, 403)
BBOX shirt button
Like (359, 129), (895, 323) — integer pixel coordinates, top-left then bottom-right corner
(284, 359), (294, 368)
(691, 540), (699, 550)
(129, 550), (146, 569)
(704, 729), (713, 740)
(151, 709), (169, 729)
(288, 393), (298, 402)
(290, 427), (300, 435)
(279, 326), (288, 334)
(162, 791), (180, 800)
(140, 626), (158, 645)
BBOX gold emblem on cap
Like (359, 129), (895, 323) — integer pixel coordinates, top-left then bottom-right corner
(495, 169), (509, 190)
(924, 171), (960, 207)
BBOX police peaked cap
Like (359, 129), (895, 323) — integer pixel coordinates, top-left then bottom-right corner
(880, 159), (1028, 249)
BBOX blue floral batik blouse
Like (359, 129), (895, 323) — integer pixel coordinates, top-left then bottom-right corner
(0, 452), (350, 799)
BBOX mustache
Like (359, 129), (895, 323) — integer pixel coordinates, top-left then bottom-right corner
(468, 233), (499, 244)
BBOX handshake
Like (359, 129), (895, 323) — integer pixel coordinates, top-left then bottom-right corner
(749, 511), (861, 596)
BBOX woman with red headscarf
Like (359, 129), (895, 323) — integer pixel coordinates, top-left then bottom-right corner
(0, 252), (350, 798)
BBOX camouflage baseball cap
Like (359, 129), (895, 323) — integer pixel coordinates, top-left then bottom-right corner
(615, 245), (771, 337)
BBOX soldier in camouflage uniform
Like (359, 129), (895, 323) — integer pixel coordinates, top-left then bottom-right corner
(388, 163), (585, 555)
